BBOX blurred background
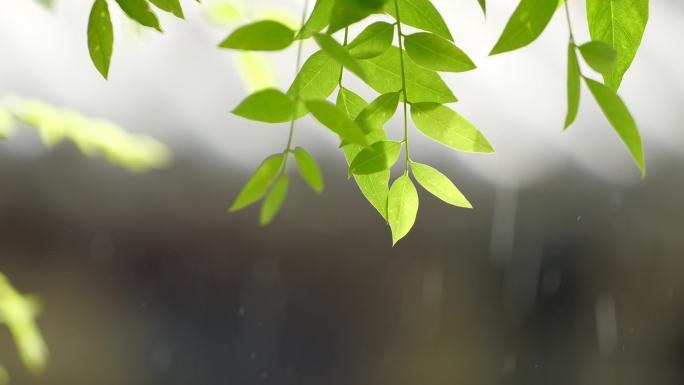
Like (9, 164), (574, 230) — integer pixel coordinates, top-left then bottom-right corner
(1, 0), (684, 384)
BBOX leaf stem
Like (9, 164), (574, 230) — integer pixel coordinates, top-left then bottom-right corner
(563, 0), (575, 44)
(338, 27), (349, 85)
(394, 0), (410, 175)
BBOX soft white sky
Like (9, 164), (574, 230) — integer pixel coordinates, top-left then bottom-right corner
(1, 0), (683, 187)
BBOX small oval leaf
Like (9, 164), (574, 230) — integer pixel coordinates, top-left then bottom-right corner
(411, 162), (471, 208)
(88, 0), (114, 79)
(294, 147), (324, 193)
(350, 141), (402, 175)
(578, 40), (617, 76)
(260, 174), (289, 225)
(388, 175), (419, 245)
(306, 100), (369, 146)
(115, 0), (161, 31)
(230, 154), (285, 212)
(489, 0), (557, 55)
(404, 32), (476, 72)
(219, 20), (295, 51)
(565, 42), (581, 129)
(411, 103), (494, 153)
(232, 89), (294, 123)
(347, 21), (395, 59)
(313, 33), (366, 80)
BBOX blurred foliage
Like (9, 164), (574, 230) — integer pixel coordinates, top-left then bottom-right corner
(0, 273), (48, 382)
(0, 98), (171, 173)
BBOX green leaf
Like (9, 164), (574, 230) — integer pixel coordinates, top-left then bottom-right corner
(232, 89), (294, 123)
(347, 21), (394, 59)
(294, 147), (324, 193)
(88, 0), (114, 79)
(358, 46), (456, 104)
(565, 42), (581, 129)
(149, 0), (184, 18)
(336, 87), (368, 119)
(297, 0), (334, 39)
(489, 0), (558, 55)
(587, 0), (648, 90)
(313, 33), (366, 80)
(229, 154), (285, 212)
(411, 103), (494, 153)
(114, 0), (161, 31)
(260, 175), (289, 225)
(328, 0), (389, 34)
(337, 91), (390, 221)
(287, 50), (342, 117)
(584, 77), (645, 175)
(219, 21), (295, 51)
(350, 141), (402, 175)
(306, 100), (369, 146)
(578, 40), (617, 76)
(354, 92), (400, 134)
(411, 162), (471, 208)
(0, 109), (15, 139)
(387, 175), (419, 245)
(385, 0), (453, 41)
(404, 32), (476, 72)
(477, 0), (486, 15)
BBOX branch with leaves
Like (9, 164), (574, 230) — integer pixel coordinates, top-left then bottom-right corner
(80, 0), (649, 244)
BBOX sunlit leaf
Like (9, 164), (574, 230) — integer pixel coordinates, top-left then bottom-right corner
(232, 89), (294, 123)
(411, 103), (494, 153)
(354, 92), (400, 134)
(297, 0), (334, 39)
(350, 140), (402, 175)
(347, 21), (394, 59)
(115, 0), (162, 31)
(287, 50), (342, 117)
(88, 0), (114, 79)
(328, 0), (389, 34)
(404, 32), (476, 72)
(219, 20), (294, 51)
(388, 175), (419, 245)
(411, 162), (471, 208)
(565, 42), (581, 129)
(260, 174), (289, 225)
(149, 0), (184, 18)
(229, 154), (285, 211)
(385, 0), (453, 41)
(578, 40), (617, 76)
(584, 76), (645, 175)
(294, 147), (324, 193)
(313, 33), (366, 80)
(489, 0), (558, 55)
(336, 87), (368, 119)
(587, 0), (648, 90)
(306, 100), (369, 146)
(358, 46), (456, 104)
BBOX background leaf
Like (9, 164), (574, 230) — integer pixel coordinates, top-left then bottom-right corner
(229, 154), (285, 212)
(294, 147), (324, 193)
(347, 21), (394, 59)
(297, 0), (334, 39)
(115, 0), (162, 31)
(149, 0), (184, 18)
(219, 21), (294, 51)
(404, 32), (476, 72)
(358, 46), (456, 104)
(313, 33), (366, 80)
(587, 0), (648, 90)
(388, 175), (419, 245)
(584, 77), (645, 175)
(565, 43), (581, 129)
(232, 89), (294, 123)
(88, 0), (114, 79)
(411, 162), (471, 208)
(260, 175), (289, 225)
(385, 0), (453, 41)
(306, 100), (368, 146)
(328, 0), (388, 33)
(411, 103), (494, 153)
(489, 0), (558, 55)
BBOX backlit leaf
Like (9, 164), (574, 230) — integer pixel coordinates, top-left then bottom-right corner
(288, 50), (342, 117)
(350, 141), (402, 175)
(347, 21), (394, 59)
(260, 175), (289, 225)
(358, 46), (456, 104)
(388, 175), (419, 245)
(149, 0), (184, 18)
(306, 100), (369, 146)
(584, 77), (645, 175)
(294, 147), (324, 193)
(313, 33), (366, 80)
(297, 0), (334, 39)
(578, 40), (617, 76)
(587, 0), (648, 90)
(411, 162), (471, 208)
(232, 89), (294, 123)
(115, 0), (161, 31)
(219, 20), (295, 51)
(489, 0), (558, 55)
(328, 0), (388, 34)
(385, 0), (453, 41)
(355, 92), (400, 134)
(565, 42), (581, 129)
(336, 87), (368, 119)
(411, 103), (494, 153)
(404, 32), (476, 72)
(88, 0), (114, 79)
(229, 154), (285, 212)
